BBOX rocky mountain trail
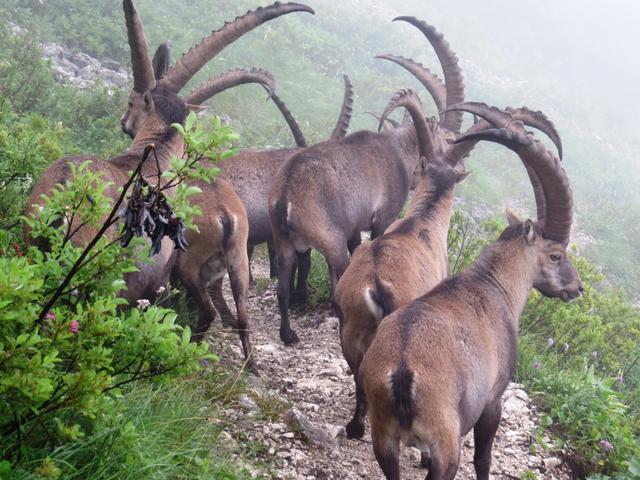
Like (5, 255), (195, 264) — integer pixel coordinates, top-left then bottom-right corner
(206, 257), (573, 479)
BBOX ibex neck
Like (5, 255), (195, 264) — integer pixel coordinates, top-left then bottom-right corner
(387, 188), (455, 261)
(128, 125), (184, 172)
(467, 241), (535, 326)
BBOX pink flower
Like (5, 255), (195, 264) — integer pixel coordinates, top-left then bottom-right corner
(69, 320), (79, 334)
(600, 439), (613, 452)
(44, 311), (56, 321)
(532, 362), (541, 369)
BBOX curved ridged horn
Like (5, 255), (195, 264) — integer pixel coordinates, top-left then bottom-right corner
(152, 41), (172, 81)
(367, 111), (399, 130)
(445, 102), (563, 158)
(375, 54), (446, 114)
(394, 16), (465, 133)
(330, 75), (354, 140)
(454, 127), (573, 243)
(444, 102), (546, 221)
(506, 107), (563, 160)
(270, 93), (307, 148)
(184, 67), (276, 106)
(123, 0), (156, 93)
(159, 2), (315, 92)
(381, 89), (435, 161)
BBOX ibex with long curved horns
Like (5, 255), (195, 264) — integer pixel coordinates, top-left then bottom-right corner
(268, 16), (468, 346)
(336, 94), (565, 442)
(361, 106), (582, 480)
(335, 89), (468, 440)
(27, 1), (313, 366)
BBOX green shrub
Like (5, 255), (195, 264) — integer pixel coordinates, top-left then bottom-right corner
(519, 346), (638, 476)
(0, 110), (71, 240)
(308, 250), (331, 307)
(5, 374), (266, 480)
(0, 113), (237, 477)
(0, 164), (211, 468)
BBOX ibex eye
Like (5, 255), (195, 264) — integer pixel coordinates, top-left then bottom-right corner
(128, 102), (133, 108)
(550, 254), (562, 262)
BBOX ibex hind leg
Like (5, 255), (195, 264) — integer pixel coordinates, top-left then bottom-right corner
(227, 258), (256, 372)
(267, 240), (278, 279)
(176, 263), (218, 343)
(275, 240), (299, 345)
(473, 400), (502, 480)
(345, 366), (368, 439)
(247, 243), (256, 286)
(371, 423), (400, 480)
(425, 429), (461, 480)
(209, 279), (237, 328)
(290, 249), (311, 305)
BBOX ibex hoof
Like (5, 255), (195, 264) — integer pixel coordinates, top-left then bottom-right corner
(280, 329), (299, 346)
(345, 419), (365, 439)
(420, 452), (431, 469)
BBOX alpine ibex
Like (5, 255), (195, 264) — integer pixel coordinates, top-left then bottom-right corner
(337, 96), (565, 441)
(268, 16), (468, 346)
(335, 89), (468, 440)
(361, 108), (582, 480)
(27, 1), (313, 367)
(218, 74), (354, 289)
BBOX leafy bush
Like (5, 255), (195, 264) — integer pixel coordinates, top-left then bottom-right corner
(519, 348), (638, 476)
(0, 22), (55, 115)
(5, 372), (266, 480)
(0, 112), (240, 477)
(0, 164), (211, 470)
(0, 110), (72, 240)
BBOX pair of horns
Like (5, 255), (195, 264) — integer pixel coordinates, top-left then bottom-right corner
(377, 16), (465, 133)
(448, 102), (572, 243)
(123, 1), (314, 94)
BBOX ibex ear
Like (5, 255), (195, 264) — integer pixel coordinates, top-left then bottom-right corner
(505, 207), (522, 226)
(455, 169), (470, 184)
(142, 90), (154, 112)
(152, 41), (171, 80)
(522, 219), (536, 244)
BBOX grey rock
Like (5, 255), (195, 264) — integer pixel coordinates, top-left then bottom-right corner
(284, 408), (338, 449)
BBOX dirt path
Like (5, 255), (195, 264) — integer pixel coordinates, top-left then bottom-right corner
(209, 258), (571, 480)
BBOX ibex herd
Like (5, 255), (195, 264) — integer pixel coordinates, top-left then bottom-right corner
(27, 2), (582, 478)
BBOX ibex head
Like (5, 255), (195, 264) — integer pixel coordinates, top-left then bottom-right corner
(454, 109), (583, 302)
(119, 0), (313, 138)
(501, 212), (581, 301)
(380, 88), (469, 191)
(120, 2), (185, 137)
